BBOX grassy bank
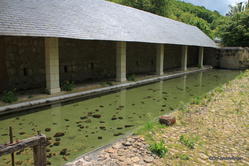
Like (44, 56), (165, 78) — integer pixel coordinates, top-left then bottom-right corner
(136, 70), (249, 165)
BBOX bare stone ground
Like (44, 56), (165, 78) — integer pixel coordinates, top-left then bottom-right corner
(66, 70), (249, 166)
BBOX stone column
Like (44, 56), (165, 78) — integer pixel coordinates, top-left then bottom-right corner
(156, 44), (164, 76)
(198, 47), (204, 68)
(116, 41), (127, 82)
(45, 38), (61, 94)
(181, 46), (188, 71)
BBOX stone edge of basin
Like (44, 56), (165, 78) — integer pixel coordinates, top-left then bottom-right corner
(0, 67), (212, 116)
(64, 132), (134, 166)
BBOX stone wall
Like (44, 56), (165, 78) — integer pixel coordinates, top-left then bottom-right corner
(127, 42), (156, 75)
(204, 47), (249, 69)
(218, 47), (249, 69)
(1, 37), (45, 91)
(59, 39), (116, 83)
(164, 44), (181, 70)
(204, 48), (218, 67)
(0, 37), (8, 92)
(188, 46), (198, 67)
(1, 37), (203, 92)
(164, 45), (198, 70)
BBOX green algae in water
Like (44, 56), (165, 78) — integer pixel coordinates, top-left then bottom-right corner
(0, 70), (240, 166)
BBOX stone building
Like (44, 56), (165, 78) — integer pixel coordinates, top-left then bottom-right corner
(0, 0), (217, 94)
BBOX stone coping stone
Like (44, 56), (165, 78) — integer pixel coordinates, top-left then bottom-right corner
(0, 66), (212, 116)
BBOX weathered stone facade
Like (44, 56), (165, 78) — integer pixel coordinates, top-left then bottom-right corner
(127, 42), (156, 75)
(188, 46), (199, 67)
(0, 37), (202, 93)
(59, 39), (116, 83)
(204, 48), (218, 67)
(164, 44), (181, 70)
(204, 47), (249, 69)
(0, 37), (8, 92)
(0, 36), (45, 91)
(218, 47), (249, 69)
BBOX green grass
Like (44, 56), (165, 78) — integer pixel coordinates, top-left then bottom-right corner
(191, 96), (202, 105)
(179, 135), (199, 149)
(177, 154), (190, 160)
(149, 140), (168, 158)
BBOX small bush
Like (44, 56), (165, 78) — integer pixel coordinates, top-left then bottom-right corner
(178, 154), (190, 160)
(149, 140), (168, 157)
(106, 81), (113, 86)
(61, 81), (75, 91)
(191, 96), (202, 105)
(127, 74), (136, 81)
(179, 135), (196, 149)
(1, 90), (18, 103)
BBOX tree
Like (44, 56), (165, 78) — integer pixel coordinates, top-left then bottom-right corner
(221, 10), (249, 46)
(227, 1), (248, 16)
(120, 0), (171, 17)
(179, 13), (213, 38)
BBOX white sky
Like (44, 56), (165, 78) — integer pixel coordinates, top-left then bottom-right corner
(182, 0), (248, 15)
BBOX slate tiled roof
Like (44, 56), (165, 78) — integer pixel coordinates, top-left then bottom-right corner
(0, 0), (217, 48)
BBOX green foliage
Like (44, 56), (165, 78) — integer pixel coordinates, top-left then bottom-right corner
(178, 154), (190, 160)
(119, 0), (171, 17)
(178, 12), (213, 38)
(106, 81), (113, 86)
(149, 140), (168, 157)
(1, 90), (18, 103)
(144, 121), (154, 130)
(179, 135), (198, 149)
(221, 10), (249, 46)
(191, 96), (202, 105)
(127, 74), (136, 81)
(61, 81), (75, 91)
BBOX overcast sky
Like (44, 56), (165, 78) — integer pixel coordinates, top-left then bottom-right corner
(181, 0), (248, 15)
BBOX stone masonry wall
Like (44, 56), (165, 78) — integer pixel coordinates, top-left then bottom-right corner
(2, 37), (45, 91)
(218, 47), (249, 69)
(59, 39), (116, 83)
(204, 48), (218, 67)
(204, 47), (249, 69)
(164, 45), (198, 70)
(0, 37), (8, 92)
(188, 46), (198, 67)
(164, 44), (181, 70)
(127, 42), (156, 75)
(1, 36), (203, 92)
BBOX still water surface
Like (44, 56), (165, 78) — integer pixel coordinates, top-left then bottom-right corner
(0, 69), (240, 166)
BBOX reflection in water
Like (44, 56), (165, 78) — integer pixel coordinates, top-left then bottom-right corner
(0, 70), (240, 166)
(183, 75), (187, 92)
(198, 72), (203, 91)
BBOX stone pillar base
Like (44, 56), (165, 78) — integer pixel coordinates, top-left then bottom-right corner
(47, 88), (61, 95)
